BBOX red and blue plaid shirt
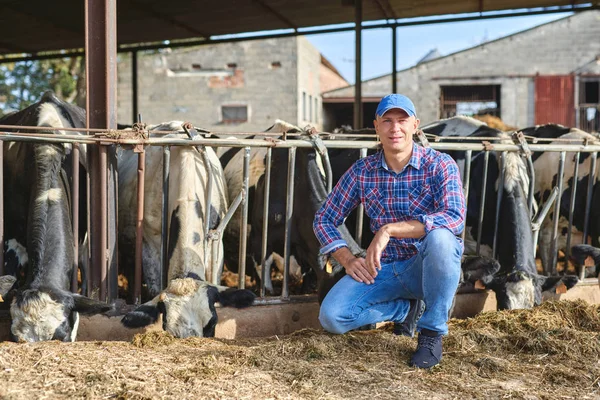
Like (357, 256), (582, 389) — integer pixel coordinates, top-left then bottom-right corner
(313, 143), (466, 262)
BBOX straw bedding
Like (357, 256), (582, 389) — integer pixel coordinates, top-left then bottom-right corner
(0, 300), (599, 399)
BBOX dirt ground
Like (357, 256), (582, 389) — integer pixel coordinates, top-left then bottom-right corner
(0, 299), (599, 400)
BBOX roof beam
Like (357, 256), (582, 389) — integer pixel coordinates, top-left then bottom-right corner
(371, 0), (397, 20)
(250, 0), (298, 30)
(130, 0), (210, 38)
(1, 5), (81, 35)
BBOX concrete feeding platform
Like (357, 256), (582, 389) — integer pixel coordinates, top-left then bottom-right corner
(0, 279), (598, 341)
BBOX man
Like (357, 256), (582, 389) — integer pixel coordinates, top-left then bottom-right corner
(313, 94), (465, 369)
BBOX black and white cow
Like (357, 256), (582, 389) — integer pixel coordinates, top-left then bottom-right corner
(119, 122), (255, 338)
(219, 121), (363, 294)
(4, 239), (28, 278)
(521, 124), (600, 275)
(420, 116), (578, 309)
(0, 93), (111, 341)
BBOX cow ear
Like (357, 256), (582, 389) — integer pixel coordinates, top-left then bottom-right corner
(536, 275), (578, 292)
(121, 303), (161, 328)
(461, 256), (500, 285)
(72, 294), (113, 315)
(216, 286), (256, 308)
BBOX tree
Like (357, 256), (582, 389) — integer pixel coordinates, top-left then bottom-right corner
(0, 57), (84, 116)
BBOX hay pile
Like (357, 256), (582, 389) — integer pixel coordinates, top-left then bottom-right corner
(1, 300), (599, 399)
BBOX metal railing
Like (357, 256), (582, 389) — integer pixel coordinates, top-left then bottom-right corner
(1, 126), (600, 305)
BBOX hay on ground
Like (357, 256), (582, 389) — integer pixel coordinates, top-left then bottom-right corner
(0, 300), (599, 399)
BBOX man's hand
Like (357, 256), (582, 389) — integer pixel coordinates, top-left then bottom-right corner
(366, 226), (391, 273)
(331, 247), (377, 284)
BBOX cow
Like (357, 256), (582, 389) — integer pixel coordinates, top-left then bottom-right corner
(0, 93), (112, 341)
(520, 124), (600, 275)
(118, 122), (255, 338)
(569, 244), (600, 278)
(420, 116), (578, 309)
(4, 239), (28, 278)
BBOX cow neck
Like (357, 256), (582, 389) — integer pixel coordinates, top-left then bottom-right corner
(167, 147), (208, 281)
(27, 144), (73, 289)
(296, 148), (363, 256)
(496, 152), (537, 276)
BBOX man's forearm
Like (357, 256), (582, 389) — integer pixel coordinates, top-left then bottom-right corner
(331, 246), (357, 269)
(379, 220), (426, 239)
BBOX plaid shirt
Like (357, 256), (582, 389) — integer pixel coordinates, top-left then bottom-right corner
(313, 143), (466, 262)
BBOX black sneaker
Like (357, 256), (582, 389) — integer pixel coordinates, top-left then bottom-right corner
(410, 330), (443, 369)
(393, 299), (425, 338)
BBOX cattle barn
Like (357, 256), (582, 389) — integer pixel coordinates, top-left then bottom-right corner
(0, 0), (599, 342)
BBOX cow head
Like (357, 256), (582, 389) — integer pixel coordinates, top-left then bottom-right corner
(9, 288), (112, 342)
(121, 273), (256, 338)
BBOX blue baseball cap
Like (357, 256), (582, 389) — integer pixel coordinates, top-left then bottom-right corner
(375, 94), (417, 118)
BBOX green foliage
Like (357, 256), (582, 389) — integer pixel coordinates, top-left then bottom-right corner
(0, 57), (83, 116)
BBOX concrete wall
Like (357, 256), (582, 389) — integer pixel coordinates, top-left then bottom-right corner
(324, 11), (600, 127)
(297, 36), (323, 129)
(117, 38), (299, 131)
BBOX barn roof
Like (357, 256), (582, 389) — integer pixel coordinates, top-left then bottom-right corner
(0, 0), (597, 59)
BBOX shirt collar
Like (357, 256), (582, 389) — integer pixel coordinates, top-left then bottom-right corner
(379, 143), (424, 172)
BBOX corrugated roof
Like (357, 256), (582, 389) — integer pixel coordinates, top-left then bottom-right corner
(0, 0), (596, 58)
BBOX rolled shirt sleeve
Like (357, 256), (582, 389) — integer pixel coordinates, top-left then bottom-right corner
(416, 153), (466, 236)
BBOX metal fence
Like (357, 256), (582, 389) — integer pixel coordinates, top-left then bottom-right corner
(2, 125), (600, 306)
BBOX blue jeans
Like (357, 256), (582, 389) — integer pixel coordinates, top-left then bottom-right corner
(319, 228), (462, 335)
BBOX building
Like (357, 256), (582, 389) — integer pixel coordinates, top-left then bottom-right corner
(117, 36), (348, 132)
(322, 11), (600, 132)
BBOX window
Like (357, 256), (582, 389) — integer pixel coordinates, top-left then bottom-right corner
(227, 63), (237, 69)
(440, 85), (501, 119)
(309, 95), (313, 122)
(270, 61), (282, 69)
(303, 92), (307, 121)
(579, 79), (600, 133)
(314, 97), (319, 123)
(221, 105), (248, 124)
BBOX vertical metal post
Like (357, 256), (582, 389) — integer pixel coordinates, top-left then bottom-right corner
(582, 152), (597, 245)
(134, 151), (145, 304)
(476, 151), (490, 256)
(238, 147), (251, 289)
(200, 147), (214, 273)
(260, 148), (272, 298)
(282, 147), (297, 299)
(549, 151), (566, 276)
(161, 146), (170, 289)
(85, 0), (117, 301)
(355, 148), (367, 247)
(71, 145), (80, 293)
(353, 0), (363, 129)
(565, 152), (580, 278)
(0, 141), (3, 275)
(132, 51), (139, 125)
(492, 152), (505, 259)
(392, 25), (397, 94)
(461, 150), (472, 242)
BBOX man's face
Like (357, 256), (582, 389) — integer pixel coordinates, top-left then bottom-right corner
(373, 108), (420, 154)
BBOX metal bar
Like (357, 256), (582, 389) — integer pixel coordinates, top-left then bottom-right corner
(260, 148), (273, 298)
(532, 187), (559, 258)
(86, 0), (117, 302)
(134, 150), (145, 304)
(461, 150), (472, 242)
(282, 147), (297, 299)
(71, 145), (80, 293)
(526, 155), (535, 218)
(353, 0), (363, 130)
(199, 147), (214, 273)
(355, 148), (368, 247)
(3, 133), (600, 153)
(392, 25), (397, 94)
(566, 152), (580, 277)
(99, 147), (108, 301)
(161, 146), (170, 289)
(132, 51), (138, 125)
(492, 152), (505, 259)
(549, 151), (566, 276)
(3, 5), (598, 64)
(238, 147), (251, 289)
(582, 152), (597, 245)
(476, 151), (490, 256)
(0, 141), (3, 276)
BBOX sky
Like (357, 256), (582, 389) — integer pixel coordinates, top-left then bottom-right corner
(305, 12), (573, 84)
